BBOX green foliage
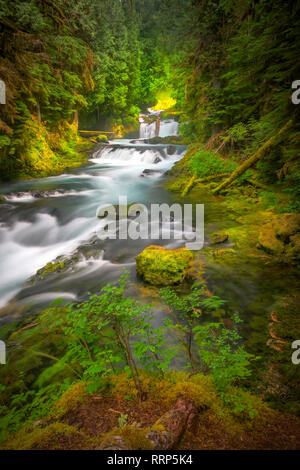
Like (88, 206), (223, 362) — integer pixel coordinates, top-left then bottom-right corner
(160, 280), (227, 371)
(49, 271), (176, 398)
(0, 381), (71, 442)
(118, 413), (128, 428)
(193, 314), (257, 417)
(260, 191), (280, 210)
(189, 149), (237, 178)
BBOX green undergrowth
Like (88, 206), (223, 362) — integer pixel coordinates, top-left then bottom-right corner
(0, 271), (267, 447)
(189, 149), (237, 178)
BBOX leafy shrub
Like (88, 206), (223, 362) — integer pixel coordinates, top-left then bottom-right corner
(189, 149), (237, 178)
(49, 271), (176, 399)
(193, 314), (258, 417)
(160, 280), (227, 371)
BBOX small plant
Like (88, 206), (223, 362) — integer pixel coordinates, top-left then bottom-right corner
(118, 413), (128, 428)
(160, 281), (226, 372)
(193, 314), (258, 417)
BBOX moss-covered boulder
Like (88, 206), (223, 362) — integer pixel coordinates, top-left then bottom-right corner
(210, 232), (229, 244)
(258, 213), (300, 263)
(96, 134), (109, 143)
(136, 246), (194, 286)
(258, 224), (285, 255)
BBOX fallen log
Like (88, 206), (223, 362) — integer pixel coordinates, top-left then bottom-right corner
(181, 172), (230, 197)
(146, 396), (198, 450)
(197, 172), (230, 183)
(181, 175), (197, 197)
(212, 119), (293, 194)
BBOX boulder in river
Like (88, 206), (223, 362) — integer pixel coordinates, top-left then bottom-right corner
(140, 169), (163, 177)
(136, 245), (194, 286)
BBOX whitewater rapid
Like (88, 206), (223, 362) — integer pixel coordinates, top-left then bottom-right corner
(0, 120), (186, 316)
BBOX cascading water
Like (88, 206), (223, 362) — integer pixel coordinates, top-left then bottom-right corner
(139, 112), (179, 139)
(0, 117), (186, 317)
(139, 121), (156, 139)
(159, 119), (179, 137)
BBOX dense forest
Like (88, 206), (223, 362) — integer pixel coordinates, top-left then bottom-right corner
(0, 0), (300, 451)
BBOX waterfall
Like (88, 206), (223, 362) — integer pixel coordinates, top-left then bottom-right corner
(139, 114), (179, 139)
(159, 119), (179, 137)
(91, 146), (164, 165)
(139, 121), (156, 139)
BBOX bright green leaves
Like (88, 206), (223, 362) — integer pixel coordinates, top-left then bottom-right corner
(49, 271), (176, 400)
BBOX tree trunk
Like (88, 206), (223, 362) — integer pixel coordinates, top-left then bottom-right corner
(37, 102), (41, 123)
(212, 119), (293, 194)
(146, 397), (198, 450)
(73, 110), (78, 131)
(155, 117), (160, 137)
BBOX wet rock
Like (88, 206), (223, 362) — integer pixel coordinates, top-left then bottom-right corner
(140, 169), (162, 178)
(97, 203), (141, 220)
(166, 145), (176, 155)
(210, 232), (229, 244)
(136, 245), (194, 286)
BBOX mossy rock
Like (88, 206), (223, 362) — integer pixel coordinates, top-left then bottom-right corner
(210, 232), (229, 244)
(3, 422), (84, 450)
(100, 426), (153, 450)
(275, 214), (300, 241)
(136, 246), (194, 286)
(257, 224), (285, 255)
(258, 213), (300, 262)
(96, 134), (109, 143)
(285, 233), (300, 263)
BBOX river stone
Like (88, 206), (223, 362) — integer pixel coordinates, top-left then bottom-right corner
(136, 245), (194, 286)
(210, 232), (229, 244)
(167, 145), (176, 155)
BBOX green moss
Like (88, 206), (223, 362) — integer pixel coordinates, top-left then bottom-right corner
(136, 245), (194, 286)
(258, 224), (285, 255)
(3, 422), (84, 450)
(96, 134), (109, 143)
(258, 213), (300, 263)
(210, 232), (229, 244)
(100, 425), (153, 450)
(37, 261), (66, 278)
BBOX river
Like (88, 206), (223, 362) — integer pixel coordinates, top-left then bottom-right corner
(0, 117), (186, 322)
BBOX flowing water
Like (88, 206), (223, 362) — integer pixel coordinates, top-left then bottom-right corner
(0, 115), (299, 377)
(0, 117), (187, 322)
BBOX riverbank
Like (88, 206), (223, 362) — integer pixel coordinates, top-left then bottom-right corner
(164, 142), (300, 416)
